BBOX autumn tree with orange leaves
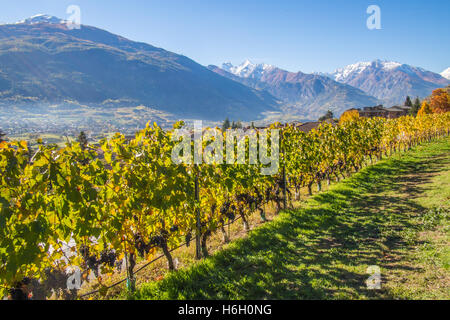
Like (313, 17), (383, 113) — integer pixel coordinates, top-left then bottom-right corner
(428, 88), (450, 114)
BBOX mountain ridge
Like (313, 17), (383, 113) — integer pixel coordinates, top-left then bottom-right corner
(327, 60), (449, 105)
(0, 15), (280, 121)
(2, 15), (447, 122)
(441, 67), (450, 80)
(209, 60), (380, 119)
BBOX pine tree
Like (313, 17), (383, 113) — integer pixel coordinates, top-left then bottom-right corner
(77, 131), (88, 150)
(0, 129), (6, 143)
(319, 110), (334, 121)
(404, 96), (413, 107)
(409, 97), (421, 116)
(222, 118), (231, 130)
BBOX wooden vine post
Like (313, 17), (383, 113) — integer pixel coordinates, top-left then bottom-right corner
(194, 170), (202, 260)
(124, 239), (135, 293)
(283, 164), (287, 210)
(282, 128), (287, 210)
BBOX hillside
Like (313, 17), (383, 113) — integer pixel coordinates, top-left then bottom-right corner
(209, 61), (380, 119)
(441, 68), (450, 80)
(328, 60), (450, 106)
(131, 137), (450, 300)
(0, 15), (279, 121)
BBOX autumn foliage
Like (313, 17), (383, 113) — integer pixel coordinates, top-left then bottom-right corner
(428, 88), (450, 114)
(417, 101), (433, 117)
(339, 109), (360, 123)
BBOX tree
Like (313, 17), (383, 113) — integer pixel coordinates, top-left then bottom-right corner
(0, 129), (6, 143)
(231, 121), (242, 129)
(339, 109), (360, 124)
(404, 96), (413, 107)
(417, 101), (433, 117)
(222, 118), (231, 131)
(319, 110), (334, 122)
(409, 97), (421, 117)
(429, 88), (450, 114)
(77, 131), (88, 150)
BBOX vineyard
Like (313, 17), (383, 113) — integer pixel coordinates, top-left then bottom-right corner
(1, 113), (450, 299)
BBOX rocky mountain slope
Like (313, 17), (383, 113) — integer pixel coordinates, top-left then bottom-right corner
(209, 61), (379, 119)
(328, 60), (449, 105)
(0, 15), (279, 121)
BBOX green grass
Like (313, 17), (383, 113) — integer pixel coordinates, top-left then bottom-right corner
(129, 137), (450, 300)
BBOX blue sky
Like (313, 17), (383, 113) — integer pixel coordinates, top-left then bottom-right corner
(1, 0), (449, 73)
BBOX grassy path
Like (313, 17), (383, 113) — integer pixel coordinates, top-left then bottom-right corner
(131, 137), (450, 300)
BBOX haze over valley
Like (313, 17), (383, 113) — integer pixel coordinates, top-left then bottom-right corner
(0, 14), (448, 139)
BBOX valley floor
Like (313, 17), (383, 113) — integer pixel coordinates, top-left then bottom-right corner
(128, 137), (450, 300)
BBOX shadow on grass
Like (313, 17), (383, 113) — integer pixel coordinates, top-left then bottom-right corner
(132, 140), (450, 300)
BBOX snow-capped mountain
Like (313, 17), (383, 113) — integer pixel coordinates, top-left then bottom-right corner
(441, 68), (450, 80)
(0, 15), (279, 121)
(328, 60), (449, 105)
(16, 14), (66, 25)
(209, 61), (380, 119)
(222, 60), (275, 80)
(332, 61), (402, 82)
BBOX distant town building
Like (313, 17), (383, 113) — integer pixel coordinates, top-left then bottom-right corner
(385, 106), (410, 118)
(294, 119), (337, 133)
(295, 122), (322, 133)
(352, 105), (411, 119)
